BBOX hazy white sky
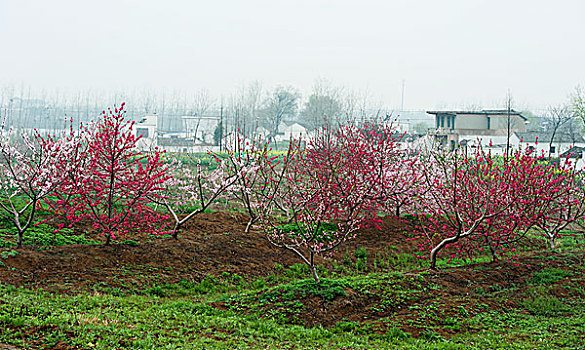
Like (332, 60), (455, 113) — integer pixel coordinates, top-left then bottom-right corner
(1, 0), (584, 110)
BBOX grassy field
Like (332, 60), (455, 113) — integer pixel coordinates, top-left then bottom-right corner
(0, 214), (584, 349)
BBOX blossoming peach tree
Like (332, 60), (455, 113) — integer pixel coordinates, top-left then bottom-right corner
(256, 123), (390, 283)
(534, 159), (585, 250)
(45, 103), (170, 245)
(412, 146), (569, 269)
(0, 119), (67, 247)
(151, 156), (240, 238)
(338, 121), (422, 217)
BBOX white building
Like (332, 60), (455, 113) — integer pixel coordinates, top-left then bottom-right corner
(157, 137), (219, 153)
(135, 115), (158, 150)
(428, 128), (585, 161)
(274, 121), (309, 142)
(559, 147), (585, 170)
(427, 109), (528, 150)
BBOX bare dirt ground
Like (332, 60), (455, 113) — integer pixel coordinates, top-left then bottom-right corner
(0, 212), (582, 340)
(0, 213), (416, 293)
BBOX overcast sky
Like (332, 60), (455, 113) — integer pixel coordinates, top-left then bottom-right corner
(1, 0), (584, 110)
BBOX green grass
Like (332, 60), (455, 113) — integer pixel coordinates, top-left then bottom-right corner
(522, 294), (571, 316)
(1, 215), (584, 349)
(0, 224), (99, 248)
(0, 270), (584, 349)
(0, 281), (408, 349)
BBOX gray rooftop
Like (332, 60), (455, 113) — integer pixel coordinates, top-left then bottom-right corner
(515, 132), (585, 144)
(427, 109), (527, 120)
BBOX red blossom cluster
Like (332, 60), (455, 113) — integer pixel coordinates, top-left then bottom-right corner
(411, 146), (580, 269)
(220, 121), (412, 282)
(43, 103), (170, 244)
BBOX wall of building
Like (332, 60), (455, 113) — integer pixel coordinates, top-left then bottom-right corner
(491, 115), (527, 132)
(453, 114), (488, 130)
(275, 123), (308, 142)
(135, 115), (158, 150)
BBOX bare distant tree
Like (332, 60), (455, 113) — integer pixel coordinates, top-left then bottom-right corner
(463, 103), (484, 112)
(338, 88), (379, 125)
(558, 117), (582, 145)
(544, 105), (573, 157)
(505, 91), (513, 159)
(502, 92), (526, 159)
(302, 79), (342, 129)
(191, 89), (214, 117)
(262, 86), (299, 140)
(571, 86), (585, 134)
(230, 82), (263, 137)
(340, 89), (358, 125)
(358, 89), (379, 122)
(140, 87), (157, 115)
(244, 81), (263, 135)
(189, 89), (215, 141)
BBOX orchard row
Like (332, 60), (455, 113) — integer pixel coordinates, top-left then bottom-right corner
(1, 104), (582, 282)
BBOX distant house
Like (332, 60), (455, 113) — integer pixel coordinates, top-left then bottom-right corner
(253, 126), (271, 138)
(512, 132), (585, 157)
(274, 121), (309, 142)
(427, 109), (529, 150)
(558, 146), (585, 171)
(135, 115), (158, 150)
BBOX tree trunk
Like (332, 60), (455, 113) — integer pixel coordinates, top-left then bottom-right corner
(17, 231), (23, 248)
(172, 222), (182, 239)
(430, 234), (461, 270)
(489, 245), (498, 262)
(549, 236), (556, 251)
(245, 217), (257, 233)
(310, 264), (320, 284)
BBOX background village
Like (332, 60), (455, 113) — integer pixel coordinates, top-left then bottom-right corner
(2, 86), (584, 169)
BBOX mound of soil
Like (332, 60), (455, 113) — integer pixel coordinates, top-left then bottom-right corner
(0, 213), (414, 293)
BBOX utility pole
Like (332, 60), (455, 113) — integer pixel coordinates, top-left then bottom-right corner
(505, 89), (512, 160)
(400, 80), (405, 111)
(219, 103), (223, 152)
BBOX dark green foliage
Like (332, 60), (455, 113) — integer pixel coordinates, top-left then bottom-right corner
(522, 295), (570, 316)
(259, 278), (347, 302)
(421, 329), (446, 342)
(118, 239), (139, 247)
(354, 247), (368, 259)
(0, 250), (18, 260)
(354, 247), (368, 271)
(277, 222), (338, 243)
(529, 268), (573, 285)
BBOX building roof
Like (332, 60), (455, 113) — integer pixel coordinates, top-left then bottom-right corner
(281, 120), (310, 129)
(560, 146), (584, 159)
(427, 109), (527, 121)
(515, 132), (585, 144)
